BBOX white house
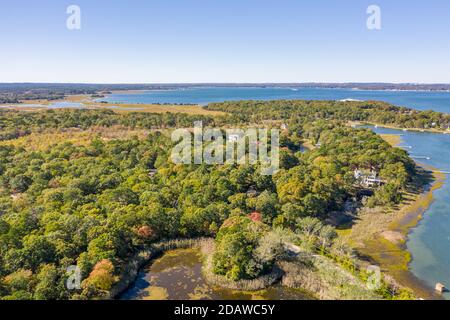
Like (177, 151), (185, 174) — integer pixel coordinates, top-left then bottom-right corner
(364, 174), (385, 187)
(354, 169), (385, 188)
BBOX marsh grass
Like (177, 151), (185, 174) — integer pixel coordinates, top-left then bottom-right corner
(346, 165), (445, 299)
(110, 238), (211, 298)
(12, 93), (227, 116)
(0, 126), (155, 151)
(279, 255), (381, 300)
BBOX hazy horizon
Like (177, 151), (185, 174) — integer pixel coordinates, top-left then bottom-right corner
(1, 82), (450, 85)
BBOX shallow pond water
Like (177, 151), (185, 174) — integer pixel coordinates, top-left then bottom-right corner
(120, 248), (313, 300)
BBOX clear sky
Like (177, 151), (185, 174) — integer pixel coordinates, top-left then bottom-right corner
(1, 0), (450, 83)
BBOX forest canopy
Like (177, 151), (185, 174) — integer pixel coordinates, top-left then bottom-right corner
(0, 100), (426, 299)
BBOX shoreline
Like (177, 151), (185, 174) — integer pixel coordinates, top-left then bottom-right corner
(350, 133), (447, 299)
(116, 240), (381, 300)
(110, 238), (211, 299)
(111, 133), (447, 300)
(113, 238), (287, 298)
(351, 121), (450, 135)
(360, 167), (445, 299)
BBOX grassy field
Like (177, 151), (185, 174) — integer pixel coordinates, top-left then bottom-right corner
(93, 103), (227, 115)
(7, 94), (227, 116)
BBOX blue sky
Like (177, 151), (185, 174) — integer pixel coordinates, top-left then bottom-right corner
(1, 0), (449, 83)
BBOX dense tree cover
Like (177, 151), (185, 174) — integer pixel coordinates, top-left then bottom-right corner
(302, 122), (415, 207)
(206, 100), (450, 130)
(0, 109), (222, 141)
(2, 98), (448, 143)
(0, 84), (99, 103)
(212, 216), (272, 280)
(0, 101), (420, 299)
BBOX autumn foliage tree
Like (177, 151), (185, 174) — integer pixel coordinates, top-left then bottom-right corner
(81, 259), (117, 297)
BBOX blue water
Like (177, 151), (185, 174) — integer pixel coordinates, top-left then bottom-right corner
(101, 87), (450, 112)
(102, 86), (450, 298)
(100, 86), (450, 297)
(369, 127), (450, 299)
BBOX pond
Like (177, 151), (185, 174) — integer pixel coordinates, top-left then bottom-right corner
(119, 248), (313, 300)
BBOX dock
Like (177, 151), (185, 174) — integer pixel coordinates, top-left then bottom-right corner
(411, 156), (431, 160)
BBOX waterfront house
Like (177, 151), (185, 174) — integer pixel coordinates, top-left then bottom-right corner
(354, 169), (385, 188)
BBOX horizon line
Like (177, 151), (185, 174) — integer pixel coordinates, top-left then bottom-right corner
(1, 82), (450, 85)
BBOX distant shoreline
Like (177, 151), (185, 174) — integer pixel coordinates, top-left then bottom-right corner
(350, 121), (450, 135)
(105, 86), (450, 93)
(2, 83), (450, 96)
